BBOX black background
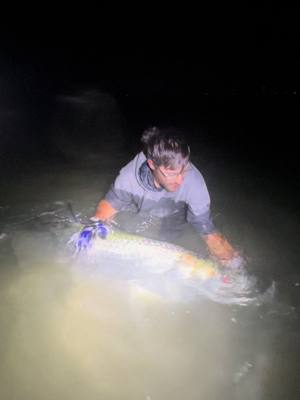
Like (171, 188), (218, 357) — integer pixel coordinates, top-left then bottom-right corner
(0, 8), (298, 185)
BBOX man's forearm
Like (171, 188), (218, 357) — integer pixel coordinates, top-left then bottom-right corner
(202, 232), (235, 261)
(94, 200), (117, 221)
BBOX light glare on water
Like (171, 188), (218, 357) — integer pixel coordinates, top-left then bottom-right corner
(0, 241), (298, 399)
(0, 259), (262, 400)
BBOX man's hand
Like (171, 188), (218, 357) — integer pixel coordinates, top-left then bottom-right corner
(203, 232), (244, 268)
(222, 254), (246, 269)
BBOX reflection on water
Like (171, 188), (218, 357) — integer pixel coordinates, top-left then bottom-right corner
(0, 258), (276, 400)
(0, 195), (299, 399)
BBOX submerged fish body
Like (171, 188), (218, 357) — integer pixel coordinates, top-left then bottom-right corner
(71, 224), (220, 281)
(69, 223), (262, 305)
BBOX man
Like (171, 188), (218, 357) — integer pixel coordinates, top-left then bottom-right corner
(92, 126), (239, 266)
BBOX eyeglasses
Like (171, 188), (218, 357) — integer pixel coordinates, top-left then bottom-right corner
(157, 163), (192, 179)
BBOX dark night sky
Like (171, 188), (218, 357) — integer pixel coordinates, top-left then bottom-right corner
(0, 8), (298, 176)
(1, 8), (297, 92)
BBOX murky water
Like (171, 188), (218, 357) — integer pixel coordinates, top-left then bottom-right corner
(0, 90), (299, 399)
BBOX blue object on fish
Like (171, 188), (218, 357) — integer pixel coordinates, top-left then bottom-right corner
(76, 227), (94, 252)
(75, 222), (108, 253)
(96, 222), (108, 239)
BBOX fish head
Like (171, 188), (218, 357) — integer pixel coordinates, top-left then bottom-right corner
(179, 253), (218, 279)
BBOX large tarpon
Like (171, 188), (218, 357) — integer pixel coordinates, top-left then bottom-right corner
(68, 222), (266, 305)
(69, 222), (220, 280)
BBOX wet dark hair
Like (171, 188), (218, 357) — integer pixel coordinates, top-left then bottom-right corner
(141, 126), (190, 169)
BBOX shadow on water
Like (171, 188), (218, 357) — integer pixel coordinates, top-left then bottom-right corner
(0, 88), (299, 399)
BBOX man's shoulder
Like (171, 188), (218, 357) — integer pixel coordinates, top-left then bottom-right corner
(185, 163), (206, 186)
(120, 152), (145, 175)
(114, 152), (145, 191)
(179, 163), (210, 203)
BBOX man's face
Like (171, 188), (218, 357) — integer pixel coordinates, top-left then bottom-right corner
(147, 160), (190, 192)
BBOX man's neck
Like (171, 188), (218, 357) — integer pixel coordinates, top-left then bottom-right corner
(153, 177), (161, 189)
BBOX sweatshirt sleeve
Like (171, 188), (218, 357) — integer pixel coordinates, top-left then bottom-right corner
(104, 174), (134, 211)
(186, 171), (216, 235)
(104, 159), (137, 210)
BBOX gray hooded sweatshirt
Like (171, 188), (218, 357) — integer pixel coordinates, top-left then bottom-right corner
(105, 152), (215, 240)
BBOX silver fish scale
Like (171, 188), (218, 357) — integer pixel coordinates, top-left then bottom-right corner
(90, 232), (185, 273)
(69, 227), (266, 305)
